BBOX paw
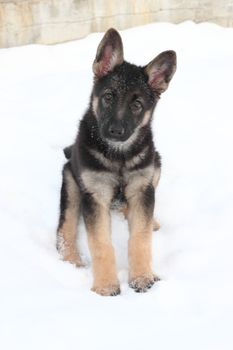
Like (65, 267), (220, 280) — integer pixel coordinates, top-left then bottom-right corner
(153, 219), (160, 231)
(57, 235), (84, 267)
(62, 254), (85, 268)
(91, 284), (121, 296)
(129, 274), (160, 293)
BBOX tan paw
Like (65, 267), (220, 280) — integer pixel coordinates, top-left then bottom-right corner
(153, 218), (160, 231)
(62, 253), (85, 267)
(91, 284), (121, 296)
(129, 274), (160, 293)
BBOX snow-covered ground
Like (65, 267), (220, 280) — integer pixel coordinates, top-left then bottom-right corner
(0, 21), (233, 350)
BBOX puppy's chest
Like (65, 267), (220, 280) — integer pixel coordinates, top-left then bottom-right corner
(111, 179), (127, 210)
(80, 156), (155, 208)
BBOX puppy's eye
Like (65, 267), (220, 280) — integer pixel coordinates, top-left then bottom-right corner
(131, 99), (142, 112)
(103, 92), (113, 103)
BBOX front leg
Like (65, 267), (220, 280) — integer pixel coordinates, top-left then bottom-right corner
(81, 171), (120, 296)
(126, 171), (160, 292)
(57, 163), (83, 267)
(82, 194), (120, 296)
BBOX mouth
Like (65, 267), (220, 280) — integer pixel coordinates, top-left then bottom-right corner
(105, 134), (130, 142)
(103, 126), (141, 150)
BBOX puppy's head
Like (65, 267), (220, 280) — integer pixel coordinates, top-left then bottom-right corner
(92, 28), (176, 144)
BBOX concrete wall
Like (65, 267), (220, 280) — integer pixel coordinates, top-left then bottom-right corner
(0, 0), (233, 48)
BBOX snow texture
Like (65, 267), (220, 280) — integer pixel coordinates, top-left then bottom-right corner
(0, 22), (233, 350)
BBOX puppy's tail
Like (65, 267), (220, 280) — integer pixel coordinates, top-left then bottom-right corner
(63, 145), (73, 160)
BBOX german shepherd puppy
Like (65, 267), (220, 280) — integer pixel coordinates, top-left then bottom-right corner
(57, 28), (176, 296)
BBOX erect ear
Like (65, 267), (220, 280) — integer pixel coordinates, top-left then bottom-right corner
(145, 50), (177, 94)
(92, 28), (124, 78)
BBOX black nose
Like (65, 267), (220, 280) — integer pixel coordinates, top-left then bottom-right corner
(108, 124), (125, 139)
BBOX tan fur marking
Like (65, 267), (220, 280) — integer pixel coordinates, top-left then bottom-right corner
(86, 205), (119, 296)
(127, 194), (154, 281)
(153, 218), (160, 231)
(141, 110), (152, 126)
(81, 170), (117, 206)
(125, 166), (160, 287)
(152, 168), (161, 231)
(81, 170), (119, 295)
(124, 165), (155, 199)
(152, 168), (161, 188)
(57, 169), (82, 266)
(120, 206), (160, 231)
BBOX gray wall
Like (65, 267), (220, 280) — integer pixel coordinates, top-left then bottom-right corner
(0, 0), (233, 48)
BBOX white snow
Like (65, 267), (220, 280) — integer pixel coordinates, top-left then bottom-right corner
(0, 21), (233, 350)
